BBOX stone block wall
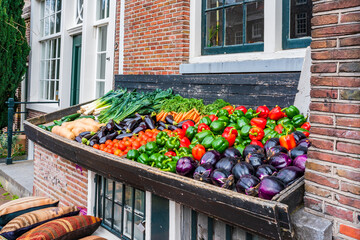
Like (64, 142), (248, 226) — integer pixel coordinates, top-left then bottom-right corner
(305, 1), (360, 239)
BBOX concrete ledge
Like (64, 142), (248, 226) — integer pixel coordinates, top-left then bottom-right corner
(292, 208), (332, 240)
(0, 160), (33, 197)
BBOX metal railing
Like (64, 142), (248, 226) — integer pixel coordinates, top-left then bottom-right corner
(5, 98), (59, 164)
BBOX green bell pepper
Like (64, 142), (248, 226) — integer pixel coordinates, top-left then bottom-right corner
(232, 110), (245, 118)
(234, 144), (245, 156)
(237, 117), (250, 129)
(235, 136), (243, 146)
(189, 138), (200, 150)
(126, 149), (140, 160)
(245, 108), (260, 119)
(137, 153), (150, 165)
(177, 147), (192, 156)
(217, 116), (230, 125)
(217, 109), (229, 118)
(292, 114), (307, 128)
(227, 123), (239, 130)
(264, 127), (275, 136)
(165, 137), (180, 150)
(229, 114), (239, 123)
(277, 117), (291, 126)
(199, 116), (212, 126)
(284, 105), (300, 119)
(195, 130), (212, 142)
(210, 120), (227, 134)
(242, 139), (251, 146)
(240, 125), (251, 139)
(156, 131), (169, 146)
(283, 123), (296, 133)
(201, 135), (215, 149)
(185, 126), (197, 140)
(212, 137), (229, 153)
(266, 119), (277, 129)
(262, 130), (279, 145)
(145, 141), (159, 155)
(209, 109), (219, 115)
(138, 145), (146, 154)
(162, 161), (177, 173)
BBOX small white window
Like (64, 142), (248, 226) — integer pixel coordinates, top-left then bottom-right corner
(296, 0), (307, 5)
(235, 31), (243, 45)
(252, 22), (262, 39)
(97, 0), (110, 20)
(96, 25), (108, 98)
(40, 38), (61, 100)
(76, 0), (84, 24)
(40, 0), (62, 37)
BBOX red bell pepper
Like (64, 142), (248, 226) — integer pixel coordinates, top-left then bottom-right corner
(180, 137), (191, 148)
(165, 151), (176, 157)
(223, 126), (238, 137)
(250, 118), (267, 129)
(250, 140), (264, 148)
(174, 128), (185, 139)
(209, 114), (219, 122)
(234, 106), (247, 114)
(280, 134), (296, 150)
(222, 131), (236, 147)
(249, 127), (265, 141)
(198, 123), (210, 132)
(301, 122), (311, 131)
(256, 105), (269, 119)
(222, 105), (234, 115)
(274, 124), (284, 134)
(182, 120), (194, 131)
(192, 144), (206, 161)
(268, 106), (285, 120)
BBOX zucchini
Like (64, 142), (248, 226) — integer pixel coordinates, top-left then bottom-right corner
(61, 113), (81, 122)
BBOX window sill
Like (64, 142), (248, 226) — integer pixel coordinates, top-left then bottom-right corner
(182, 48), (307, 74)
(26, 103), (60, 114)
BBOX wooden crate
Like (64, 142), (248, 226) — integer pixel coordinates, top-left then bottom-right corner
(24, 103), (304, 240)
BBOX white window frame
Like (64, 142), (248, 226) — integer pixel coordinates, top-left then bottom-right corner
(189, 0), (307, 65)
(295, 12), (307, 37)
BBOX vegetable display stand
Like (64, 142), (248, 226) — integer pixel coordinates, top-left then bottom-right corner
(24, 104), (304, 240)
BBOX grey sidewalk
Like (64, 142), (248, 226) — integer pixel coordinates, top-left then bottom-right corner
(0, 160), (33, 197)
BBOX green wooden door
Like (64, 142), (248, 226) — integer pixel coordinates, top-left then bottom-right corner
(70, 35), (82, 106)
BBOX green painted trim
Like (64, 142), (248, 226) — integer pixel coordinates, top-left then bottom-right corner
(282, 0), (311, 49)
(201, 0), (264, 55)
(151, 195), (169, 240)
(207, 217), (213, 240)
(70, 35), (82, 106)
(226, 224), (232, 240)
(191, 210), (197, 240)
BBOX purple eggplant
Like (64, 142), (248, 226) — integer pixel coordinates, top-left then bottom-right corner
(297, 138), (311, 148)
(165, 115), (176, 125)
(269, 152), (292, 170)
(75, 136), (82, 143)
(289, 145), (308, 160)
(168, 125), (179, 131)
(258, 176), (285, 200)
(232, 162), (254, 181)
(223, 147), (242, 159)
(200, 150), (222, 166)
(255, 164), (277, 180)
(158, 121), (168, 129)
(99, 131), (119, 144)
(264, 138), (280, 152)
(115, 133), (134, 140)
(193, 163), (214, 183)
(292, 131), (307, 144)
(97, 127), (108, 139)
(243, 144), (264, 158)
(276, 166), (303, 186)
(245, 153), (266, 169)
(157, 126), (165, 131)
(78, 131), (91, 138)
(215, 157), (236, 172)
(106, 119), (115, 132)
(125, 117), (142, 133)
(176, 157), (198, 176)
(293, 154), (307, 172)
(266, 145), (288, 159)
(235, 174), (260, 195)
(89, 138), (99, 147)
(210, 169), (234, 189)
(133, 122), (147, 134)
(144, 115), (156, 129)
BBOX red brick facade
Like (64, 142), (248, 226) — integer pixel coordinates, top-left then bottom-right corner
(305, 1), (360, 239)
(33, 144), (88, 208)
(121, 0), (190, 75)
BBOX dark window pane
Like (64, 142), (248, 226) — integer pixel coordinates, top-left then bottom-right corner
(114, 203), (122, 232)
(135, 189), (145, 214)
(206, 10), (223, 47)
(106, 179), (113, 199)
(225, 4), (243, 45)
(207, 0), (223, 9)
(246, 1), (264, 43)
(290, 0), (312, 38)
(104, 199), (112, 226)
(225, 0), (242, 4)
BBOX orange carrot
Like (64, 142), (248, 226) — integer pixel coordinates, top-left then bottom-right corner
(157, 111), (164, 122)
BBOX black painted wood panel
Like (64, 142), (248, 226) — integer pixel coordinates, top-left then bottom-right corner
(114, 73), (300, 108)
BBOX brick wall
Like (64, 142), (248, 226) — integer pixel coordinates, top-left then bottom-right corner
(121, 0), (190, 75)
(305, 1), (360, 239)
(33, 144), (88, 208)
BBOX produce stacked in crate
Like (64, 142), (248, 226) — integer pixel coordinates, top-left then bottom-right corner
(38, 88), (311, 200)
